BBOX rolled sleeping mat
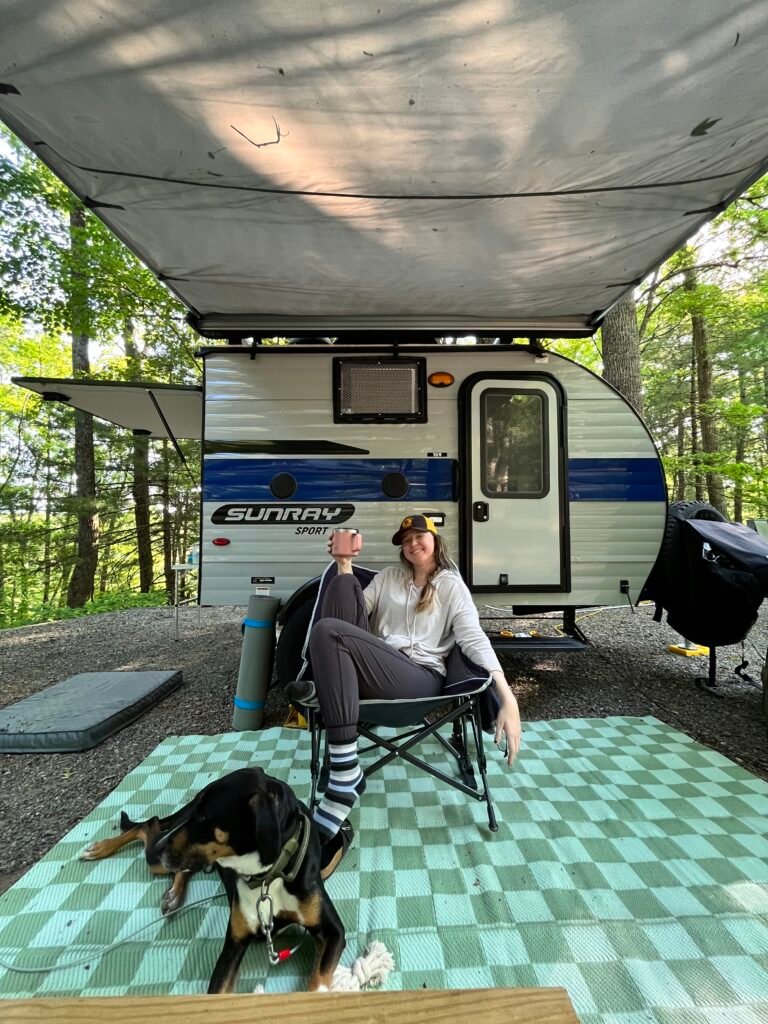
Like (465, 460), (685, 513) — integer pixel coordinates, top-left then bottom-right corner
(233, 595), (281, 730)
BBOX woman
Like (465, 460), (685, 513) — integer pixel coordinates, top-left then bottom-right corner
(287, 514), (522, 872)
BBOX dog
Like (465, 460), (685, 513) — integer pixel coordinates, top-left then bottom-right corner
(81, 767), (345, 993)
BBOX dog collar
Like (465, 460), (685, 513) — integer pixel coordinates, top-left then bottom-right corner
(243, 813), (312, 890)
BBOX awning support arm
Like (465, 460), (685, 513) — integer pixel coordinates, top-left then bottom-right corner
(147, 389), (196, 484)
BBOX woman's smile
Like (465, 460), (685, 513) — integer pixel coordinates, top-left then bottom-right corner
(401, 531), (436, 568)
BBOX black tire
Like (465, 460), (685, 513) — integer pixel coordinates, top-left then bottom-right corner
(659, 500), (727, 565)
(273, 589), (317, 687)
(667, 499), (727, 525)
(642, 500), (727, 603)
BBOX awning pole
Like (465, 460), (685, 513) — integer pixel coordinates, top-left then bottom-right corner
(147, 389), (196, 484)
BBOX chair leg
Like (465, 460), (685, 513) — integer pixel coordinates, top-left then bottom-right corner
(471, 702), (498, 833)
(451, 717), (477, 789)
(318, 731), (330, 794)
(308, 709), (321, 811)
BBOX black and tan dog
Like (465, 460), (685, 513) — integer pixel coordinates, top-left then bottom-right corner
(81, 767), (345, 993)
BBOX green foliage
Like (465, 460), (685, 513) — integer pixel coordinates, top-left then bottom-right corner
(622, 179), (768, 518)
(549, 336), (603, 373)
(7, 589), (168, 629)
(1, 126), (201, 629)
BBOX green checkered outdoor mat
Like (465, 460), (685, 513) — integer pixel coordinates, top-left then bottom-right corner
(2, 717), (768, 1023)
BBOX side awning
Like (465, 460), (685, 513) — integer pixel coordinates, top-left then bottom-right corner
(13, 377), (203, 440)
(2, 2), (767, 336)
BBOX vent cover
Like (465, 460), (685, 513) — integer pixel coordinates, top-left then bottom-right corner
(334, 358), (426, 423)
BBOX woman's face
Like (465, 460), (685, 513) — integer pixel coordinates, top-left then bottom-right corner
(401, 529), (436, 570)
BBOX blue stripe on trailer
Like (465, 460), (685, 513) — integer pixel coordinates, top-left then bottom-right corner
(203, 455), (664, 503)
(568, 458), (666, 501)
(233, 696), (265, 710)
(243, 618), (272, 628)
(203, 458), (456, 502)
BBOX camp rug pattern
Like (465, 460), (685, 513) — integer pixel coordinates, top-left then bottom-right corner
(1, 719), (768, 1024)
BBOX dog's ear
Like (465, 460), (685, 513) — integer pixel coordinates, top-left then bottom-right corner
(248, 767), (267, 788)
(266, 778), (300, 835)
(248, 778), (299, 862)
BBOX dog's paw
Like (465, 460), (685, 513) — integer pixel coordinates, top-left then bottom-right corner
(252, 985), (265, 994)
(80, 840), (108, 861)
(161, 886), (182, 915)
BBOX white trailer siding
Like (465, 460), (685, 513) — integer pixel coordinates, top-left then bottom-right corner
(199, 503), (462, 606)
(200, 348), (665, 608)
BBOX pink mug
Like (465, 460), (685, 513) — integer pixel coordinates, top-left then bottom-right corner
(331, 528), (363, 557)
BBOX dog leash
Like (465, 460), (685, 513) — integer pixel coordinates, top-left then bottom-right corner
(243, 813), (313, 965)
(0, 891), (306, 975)
(1, 817), (316, 976)
(0, 892), (228, 974)
(259, 913), (309, 965)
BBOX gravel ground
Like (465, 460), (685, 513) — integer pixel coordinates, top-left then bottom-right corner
(1, 601), (766, 896)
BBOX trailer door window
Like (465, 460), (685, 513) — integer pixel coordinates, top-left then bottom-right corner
(334, 357), (426, 422)
(481, 389), (549, 498)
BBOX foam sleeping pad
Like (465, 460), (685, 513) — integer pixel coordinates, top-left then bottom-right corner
(0, 670), (183, 752)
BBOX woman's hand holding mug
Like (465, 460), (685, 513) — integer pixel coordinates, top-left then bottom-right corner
(328, 528), (362, 573)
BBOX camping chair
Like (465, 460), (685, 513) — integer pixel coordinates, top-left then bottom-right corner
(292, 563), (500, 832)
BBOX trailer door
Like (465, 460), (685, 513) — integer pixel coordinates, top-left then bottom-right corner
(465, 375), (567, 592)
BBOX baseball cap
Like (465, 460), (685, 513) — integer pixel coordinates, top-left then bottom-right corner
(392, 514), (438, 546)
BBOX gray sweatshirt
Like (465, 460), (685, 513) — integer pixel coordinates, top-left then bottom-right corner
(363, 565), (503, 676)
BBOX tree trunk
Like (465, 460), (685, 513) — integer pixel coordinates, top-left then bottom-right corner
(684, 267), (726, 516)
(674, 410), (686, 501)
(66, 204), (99, 608)
(43, 409), (53, 605)
(600, 295), (644, 415)
(98, 513), (112, 594)
(690, 348), (705, 501)
(132, 433), (153, 591)
(733, 364), (748, 523)
(160, 442), (174, 600)
(124, 320), (154, 592)
(7, 508), (18, 618)
(0, 534), (5, 625)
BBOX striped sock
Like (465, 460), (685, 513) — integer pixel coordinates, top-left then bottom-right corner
(313, 740), (367, 840)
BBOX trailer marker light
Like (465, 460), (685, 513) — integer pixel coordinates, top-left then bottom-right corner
(212, 537), (231, 546)
(428, 372), (454, 387)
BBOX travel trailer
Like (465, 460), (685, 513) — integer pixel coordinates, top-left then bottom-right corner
(197, 341), (665, 606)
(15, 336), (666, 680)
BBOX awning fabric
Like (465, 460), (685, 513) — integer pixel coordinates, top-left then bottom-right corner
(1, 1), (767, 335)
(13, 378), (202, 440)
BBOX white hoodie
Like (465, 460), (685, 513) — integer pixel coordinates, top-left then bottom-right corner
(363, 566), (502, 676)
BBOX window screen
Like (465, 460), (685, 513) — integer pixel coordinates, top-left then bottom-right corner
(334, 358), (426, 422)
(481, 389), (548, 498)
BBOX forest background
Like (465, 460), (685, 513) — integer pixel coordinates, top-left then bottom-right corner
(1, 127), (766, 629)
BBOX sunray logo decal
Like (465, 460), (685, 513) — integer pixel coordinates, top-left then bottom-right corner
(211, 503), (355, 525)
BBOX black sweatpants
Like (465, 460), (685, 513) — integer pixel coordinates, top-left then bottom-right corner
(309, 573), (444, 743)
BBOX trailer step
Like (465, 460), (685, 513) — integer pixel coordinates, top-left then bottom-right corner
(489, 634), (588, 652)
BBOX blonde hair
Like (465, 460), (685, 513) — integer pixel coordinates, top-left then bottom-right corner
(399, 533), (454, 613)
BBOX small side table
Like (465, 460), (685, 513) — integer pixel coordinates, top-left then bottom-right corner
(171, 564), (201, 641)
